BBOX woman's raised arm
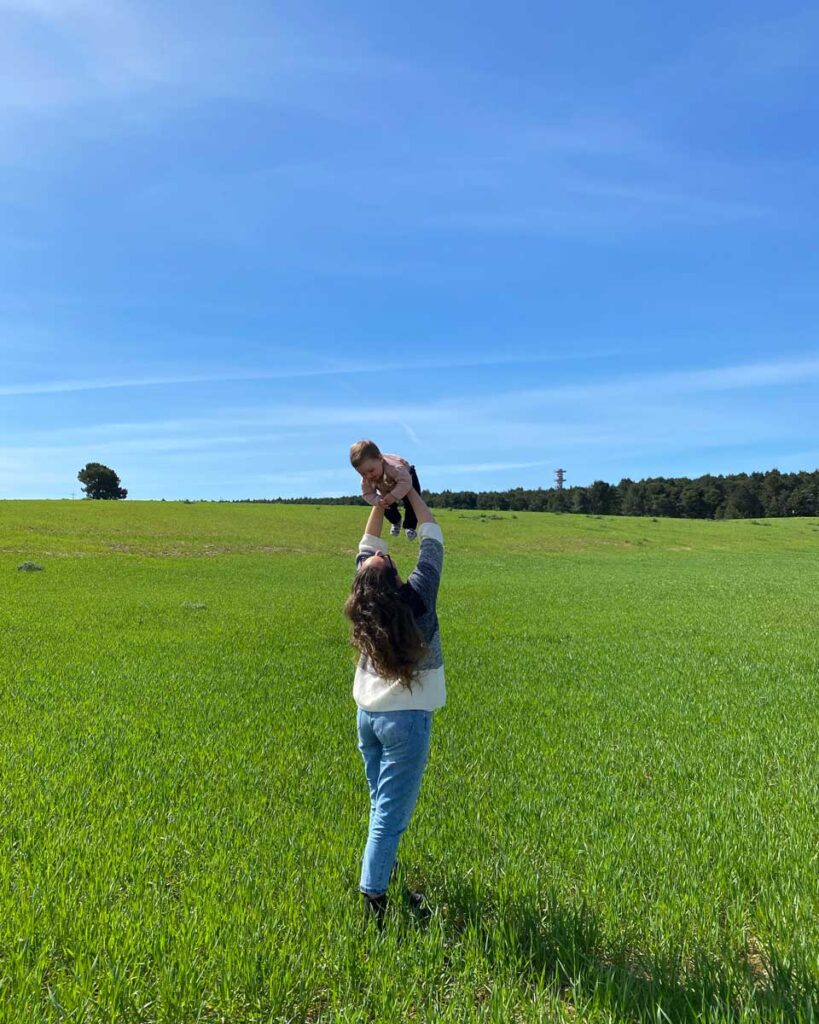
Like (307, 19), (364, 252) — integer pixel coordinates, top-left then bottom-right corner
(363, 502), (385, 538)
(404, 487), (435, 526)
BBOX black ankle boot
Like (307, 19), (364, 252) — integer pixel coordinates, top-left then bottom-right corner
(362, 892), (388, 929)
(407, 890), (431, 920)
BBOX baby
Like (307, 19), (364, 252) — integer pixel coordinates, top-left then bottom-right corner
(350, 439), (423, 540)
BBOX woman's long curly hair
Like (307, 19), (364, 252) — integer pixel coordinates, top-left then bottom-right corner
(344, 561), (425, 688)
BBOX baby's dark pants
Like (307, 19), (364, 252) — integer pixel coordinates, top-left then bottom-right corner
(383, 466), (421, 530)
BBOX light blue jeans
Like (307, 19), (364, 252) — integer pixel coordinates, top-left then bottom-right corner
(357, 708), (432, 896)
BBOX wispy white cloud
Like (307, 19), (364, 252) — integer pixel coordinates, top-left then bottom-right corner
(0, 369), (331, 397)
(256, 468), (350, 487)
(399, 421), (421, 445)
(1, 0), (797, 254)
(489, 355), (819, 412)
(0, 348), (628, 397)
(0, 432), (314, 457)
(205, 126), (771, 242)
(6, 354), (816, 444)
(642, 9), (819, 98)
(3, 353), (812, 460)
(424, 458), (555, 475)
(0, 0), (412, 123)
(0, 0), (158, 109)
(431, 182), (770, 236)
(207, 353), (819, 434)
(568, 179), (770, 223)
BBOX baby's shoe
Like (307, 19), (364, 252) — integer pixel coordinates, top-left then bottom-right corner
(406, 528), (417, 541)
(390, 524), (401, 537)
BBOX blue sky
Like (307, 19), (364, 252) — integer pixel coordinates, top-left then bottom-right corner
(2, 0), (818, 500)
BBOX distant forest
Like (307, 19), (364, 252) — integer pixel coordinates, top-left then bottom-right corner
(238, 467), (819, 519)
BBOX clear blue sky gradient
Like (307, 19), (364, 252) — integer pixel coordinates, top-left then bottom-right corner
(2, 0), (818, 499)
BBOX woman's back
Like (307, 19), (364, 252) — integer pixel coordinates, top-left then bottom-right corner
(353, 520), (445, 711)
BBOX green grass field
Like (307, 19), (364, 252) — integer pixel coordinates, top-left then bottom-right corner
(1, 500), (817, 1023)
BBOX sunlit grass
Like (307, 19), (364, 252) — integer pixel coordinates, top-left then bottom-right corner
(0, 501), (817, 1022)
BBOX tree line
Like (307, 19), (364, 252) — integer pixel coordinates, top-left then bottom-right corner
(241, 468), (819, 519)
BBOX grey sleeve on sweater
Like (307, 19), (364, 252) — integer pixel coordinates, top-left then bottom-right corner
(407, 537), (443, 610)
